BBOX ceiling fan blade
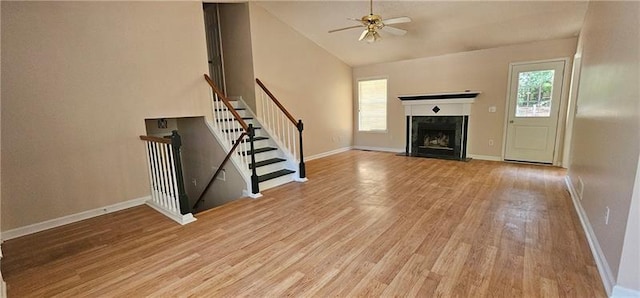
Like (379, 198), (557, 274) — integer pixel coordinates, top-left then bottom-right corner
(383, 16), (412, 25)
(328, 25), (364, 33)
(359, 30), (369, 41)
(380, 25), (407, 36)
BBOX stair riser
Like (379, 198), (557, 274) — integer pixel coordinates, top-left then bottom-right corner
(216, 118), (257, 126)
(249, 150), (281, 162)
(214, 100), (242, 109)
(254, 162), (288, 176)
(259, 173), (296, 191)
(233, 139), (270, 149)
(222, 130), (268, 141)
(214, 108), (250, 118)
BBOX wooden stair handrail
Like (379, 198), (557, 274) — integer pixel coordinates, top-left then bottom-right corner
(204, 74), (249, 131)
(193, 131), (247, 210)
(139, 135), (171, 144)
(255, 78), (297, 125)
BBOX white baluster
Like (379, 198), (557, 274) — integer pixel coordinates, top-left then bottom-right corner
(145, 142), (157, 203)
(287, 122), (292, 156)
(151, 142), (161, 205)
(167, 145), (180, 214)
(153, 143), (164, 206)
(292, 126), (297, 161)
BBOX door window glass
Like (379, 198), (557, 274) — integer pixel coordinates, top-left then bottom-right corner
(516, 70), (554, 117)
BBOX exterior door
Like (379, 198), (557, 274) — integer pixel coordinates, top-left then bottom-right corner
(505, 60), (565, 163)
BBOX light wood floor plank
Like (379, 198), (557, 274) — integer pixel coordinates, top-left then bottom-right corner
(2, 150), (606, 297)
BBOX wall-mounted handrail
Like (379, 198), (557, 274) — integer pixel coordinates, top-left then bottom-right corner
(204, 74), (260, 196)
(205, 74), (248, 131)
(193, 132), (246, 210)
(255, 78), (306, 179)
(255, 78), (297, 125)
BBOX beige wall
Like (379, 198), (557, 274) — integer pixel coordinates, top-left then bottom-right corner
(145, 118), (178, 137)
(1, 2), (211, 230)
(352, 38), (577, 158)
(248, 3), (353, 157)
(618, 155), (640, 291)
(567, 1), (639, 289)
(219, 3), (257, 111)
(177, 117), (245, 212)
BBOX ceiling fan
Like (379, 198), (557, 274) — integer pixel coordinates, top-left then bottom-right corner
(328, 0), (411, 43)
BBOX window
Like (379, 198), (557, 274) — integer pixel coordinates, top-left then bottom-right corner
(515, 70), (555, 117)
(358, 78), (387, 131)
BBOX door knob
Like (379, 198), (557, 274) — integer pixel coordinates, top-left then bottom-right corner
(509, 120), (514, 123)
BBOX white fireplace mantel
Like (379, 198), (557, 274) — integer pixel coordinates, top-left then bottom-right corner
(399, 91), (481, 116)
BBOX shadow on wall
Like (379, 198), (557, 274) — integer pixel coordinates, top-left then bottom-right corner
(144, 117), (246, 212)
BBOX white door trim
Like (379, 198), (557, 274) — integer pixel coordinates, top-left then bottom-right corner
(500, 57), (571, 165)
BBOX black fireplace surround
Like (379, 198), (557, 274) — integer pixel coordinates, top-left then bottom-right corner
(407, 116), (468, 161)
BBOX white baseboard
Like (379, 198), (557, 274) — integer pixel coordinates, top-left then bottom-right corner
(144, 201), (196, 225)
(352, 146), (403, 153)
(243, 189), (263, 199)
(306, 146), (353, 161)
(2, 196), (150, 241)
(565, 176), (615, 296)
(467, 154), (502, 161)
(613, 285), (640, 298)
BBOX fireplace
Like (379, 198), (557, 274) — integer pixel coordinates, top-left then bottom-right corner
(411, 116), (467, 160)
(399, 90), (480, 161)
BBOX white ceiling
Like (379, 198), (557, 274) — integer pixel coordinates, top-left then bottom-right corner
(256, 1), (588, 66)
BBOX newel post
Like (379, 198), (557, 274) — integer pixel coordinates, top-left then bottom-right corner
(248, 124), (260, 194)
(297, 120), (306, 179)
(170, 130), (191, 215)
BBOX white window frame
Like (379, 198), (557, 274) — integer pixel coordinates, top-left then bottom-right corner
(357, 77), (388, 132)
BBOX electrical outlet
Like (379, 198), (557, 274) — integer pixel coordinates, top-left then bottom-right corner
(192, 178), (197, 186)
(605, 206), (610, 225)
(488, 139), (494, 146)
(578, 176), (584, 200)
(488, 106), (497, 113)
(217, 169), (226, 181)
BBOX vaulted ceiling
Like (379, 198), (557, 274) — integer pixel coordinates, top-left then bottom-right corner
(256, 1), (589, 66)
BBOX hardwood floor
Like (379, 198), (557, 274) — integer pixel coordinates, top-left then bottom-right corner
(2, 150), (605, 297)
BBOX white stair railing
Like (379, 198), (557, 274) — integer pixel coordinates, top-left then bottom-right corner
(255, 78), (306, 180)
(210, 90), (252, 171)
(140, 132), (196, 225)
(204, 74), (260, 195)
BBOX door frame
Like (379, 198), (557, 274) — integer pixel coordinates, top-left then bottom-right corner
(500, 57), (572, 166)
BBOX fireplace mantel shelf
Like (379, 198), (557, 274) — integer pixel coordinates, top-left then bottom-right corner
(400, 91), (480, 117)
(398, 91), (481, 101)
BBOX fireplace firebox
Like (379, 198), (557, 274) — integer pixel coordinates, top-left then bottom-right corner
(410, 116), (468, 160)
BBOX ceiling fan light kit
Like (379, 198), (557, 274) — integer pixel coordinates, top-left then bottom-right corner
(328, 0), (411, 43)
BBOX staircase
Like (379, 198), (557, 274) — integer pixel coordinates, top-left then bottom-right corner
(214, 98), (297, 191)
(195, 74), (306, 207)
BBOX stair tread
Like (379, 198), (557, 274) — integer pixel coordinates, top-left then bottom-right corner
(216, 117), (253, 122)
(223, 127), (261, 132)
(258, 169), (296, 183)
(215, 107), (246, 111)
(250, 158), (286, 169)
(240, 147), (277, 155)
